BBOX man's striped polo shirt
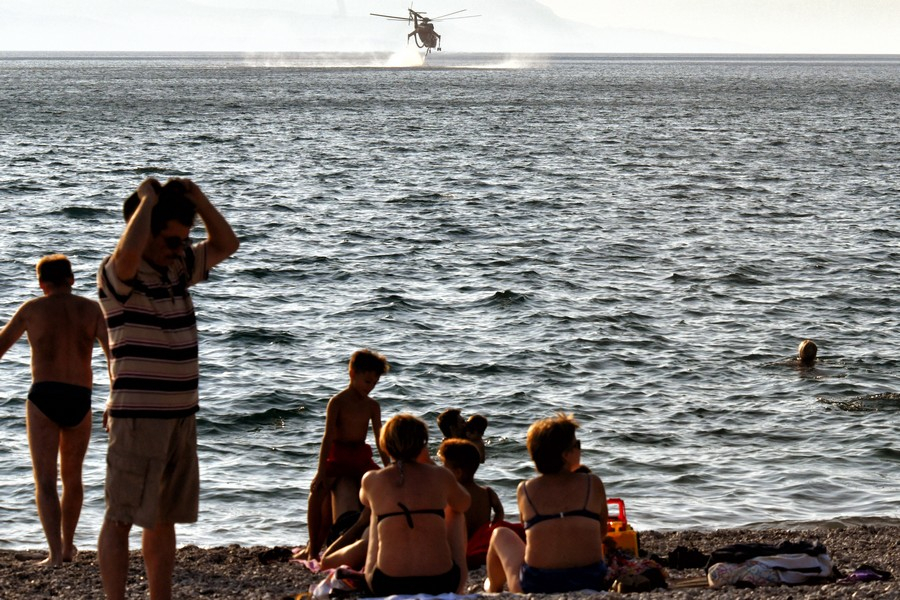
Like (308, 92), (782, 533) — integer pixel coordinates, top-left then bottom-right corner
(98, 244), (209, 418)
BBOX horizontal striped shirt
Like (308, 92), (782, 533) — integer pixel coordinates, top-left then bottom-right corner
(98, 243), (209, 418)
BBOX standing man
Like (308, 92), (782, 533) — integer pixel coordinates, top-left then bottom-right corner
(0, 254), (109, 566)
(96, 177), (239, 600)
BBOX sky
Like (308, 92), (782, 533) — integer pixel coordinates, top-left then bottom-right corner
(1, 0), (898, 54)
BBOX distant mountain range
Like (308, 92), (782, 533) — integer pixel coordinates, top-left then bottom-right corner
(0, 0), (720, 53)
(4, 0), (896, 53)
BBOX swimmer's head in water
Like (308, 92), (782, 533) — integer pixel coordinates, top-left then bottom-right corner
(798, 339), (818, 366)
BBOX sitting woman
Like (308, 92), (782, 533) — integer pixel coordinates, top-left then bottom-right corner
(485, 413), (608, 593)
(361, 414), (470, 596)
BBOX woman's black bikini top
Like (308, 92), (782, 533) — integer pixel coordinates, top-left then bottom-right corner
(376, 502), (445, 529)
(522, 473), (604, 530)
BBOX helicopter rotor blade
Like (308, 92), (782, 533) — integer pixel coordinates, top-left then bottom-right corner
(433, 14), (481, 21)
(431, 9), (467, 20)
(370, 12), (410, 21)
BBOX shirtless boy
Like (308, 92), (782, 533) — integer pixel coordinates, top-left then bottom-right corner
(0, 254), (109, 566)
(300, 349), (391, 560)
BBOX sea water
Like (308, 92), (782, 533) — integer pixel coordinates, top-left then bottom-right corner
(1, 52), (898, 550)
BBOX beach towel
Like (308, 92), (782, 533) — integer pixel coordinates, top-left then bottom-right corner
(705, 540), (827, 570)
(708, 552), (833, 588)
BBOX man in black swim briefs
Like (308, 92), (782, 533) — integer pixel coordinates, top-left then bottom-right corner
(28, 381), (93, 429)
(0, 254), (110, 566)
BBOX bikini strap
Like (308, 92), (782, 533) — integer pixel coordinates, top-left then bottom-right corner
(582, 473), (592, 509)
(396, 502), (414, 528)
(522, 481), (540, 514)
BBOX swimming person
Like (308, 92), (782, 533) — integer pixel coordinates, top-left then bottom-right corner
(485, 413), (609, 593)
(361, 414), (470, 596)
(0, 254), (109, 566)
(798, 339), (818, 368)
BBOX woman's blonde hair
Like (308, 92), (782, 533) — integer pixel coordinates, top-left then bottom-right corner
(527, 412), (579, 474)
(381, 414), (428, 463)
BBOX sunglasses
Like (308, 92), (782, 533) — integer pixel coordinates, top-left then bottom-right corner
(162, 236), (191, 250)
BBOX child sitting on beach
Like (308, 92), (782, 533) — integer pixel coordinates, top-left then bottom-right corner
(299, 349), (391, 560)
(438, 438), (523, 569)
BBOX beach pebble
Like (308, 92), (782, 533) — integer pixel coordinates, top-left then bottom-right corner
(1, 526), (898, 598)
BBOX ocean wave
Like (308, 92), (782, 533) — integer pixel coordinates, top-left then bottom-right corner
(818, 392), (900, 412)
(2, 54), (899, 547)
(54, 205), (111, 219)
(227, 327), (296, 345)
(470, 290), (530, 308)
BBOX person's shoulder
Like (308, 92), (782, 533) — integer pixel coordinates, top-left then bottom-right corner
(5, 297), (37, 325)
(440, 465), (466, 493)
(70, 294), (102, 310)
(360, 468), (379, 494)
(16, 296), (41, 312)
(361, 467), (379, 484)
(20, 295), (54, 315)
(586, 472), (606, 491)
(328, 387), (355, 406)
(362, 464), (390, 489)
(432, 461), (457, 480)
(467, 481), (491, 499)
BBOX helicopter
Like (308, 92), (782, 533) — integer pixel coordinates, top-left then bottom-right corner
(370, 8), (478, 54)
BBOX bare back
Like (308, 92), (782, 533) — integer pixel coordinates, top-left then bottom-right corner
(463, 482), (493, 538)
(362, 461), (470, 578)
(518, 472), (607, 569)
(19, 293), (106, 388)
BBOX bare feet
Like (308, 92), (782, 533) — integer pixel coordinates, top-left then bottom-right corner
(63, 545), (78, 562)
(36, 545), (75, 566)
(38, 555), (63, 568)
(292, 541), (321, 562)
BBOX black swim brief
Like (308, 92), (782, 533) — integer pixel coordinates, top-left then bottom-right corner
(369, 562), (461, 596)
(28, 381), (92, 428)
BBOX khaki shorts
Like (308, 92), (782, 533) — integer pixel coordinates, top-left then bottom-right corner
(104, 415), (199, 528)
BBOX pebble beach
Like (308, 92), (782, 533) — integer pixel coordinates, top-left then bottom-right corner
(2, 525), (897, 599)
